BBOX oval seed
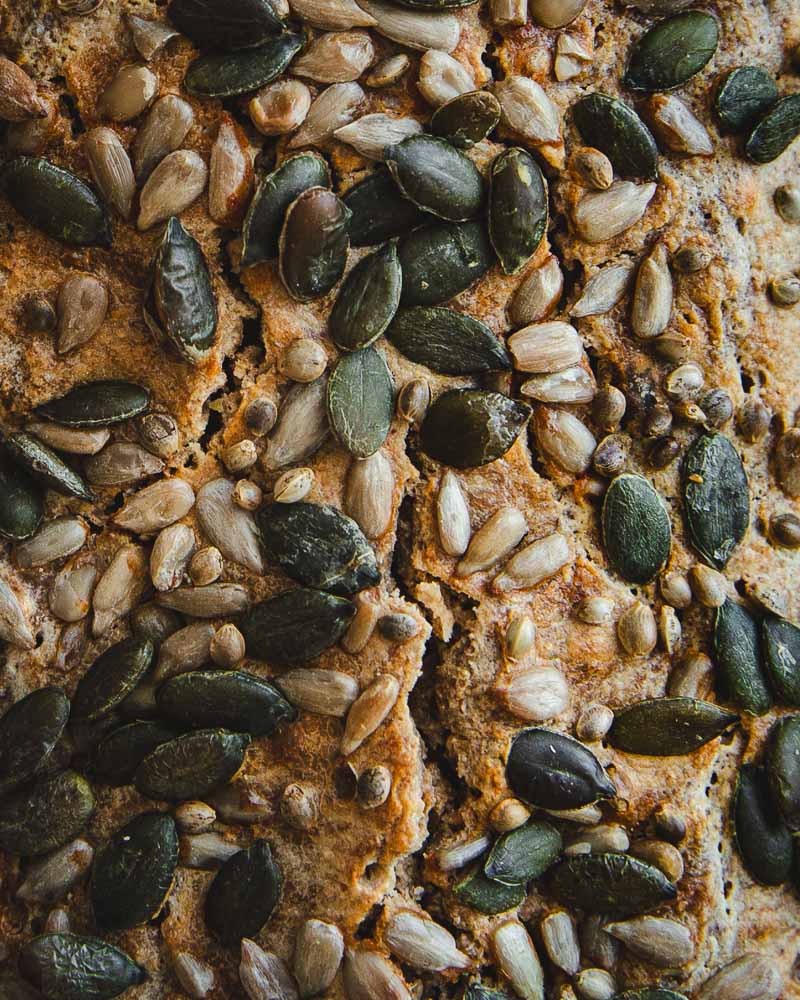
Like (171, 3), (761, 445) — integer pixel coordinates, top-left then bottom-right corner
(92, 720), (177, 786)
(605, 916), (693, 968)
(388, 306), (511, 374)
(683, 433), (749, 569)
(240, 939), (297, 1000)
(761, 615), (800, 704)
(113, 477), (195, 534)
(209, 114), (253, 226)
(602, 473), (671, 583)
(417, 50), (474, 106)
(647, 93), (713, 155)
(15, 516), (87, 568)
(327, 347), (393, 458)
(278, 338), (327, 382)
(287, 80), (365, 149)
(277, 668), (358, 717)
(133, 94), (194, 183)
(609, 697), (738, 756)
(240, 587), (356, 666)
(573, 180), (656, 244)
(384, 910), (470, 972)
(617, 601), (657, 656)
(489, 147), (548, 275)
(249, 79), (311, 135)
(510, 256), (563, 327)
(494, 75), (563, 167)
(329, 241), (402, 351)
(72, 637), (154, 721)
(135, 729), (251, 801)
(279, 186), (350, 301)
(0, 687), (70, 797)
(343, 948), (413, 1000)
(437, 469), (471, 557)
(386, 134), (484, 222)
(341, 674), (399, 755)
(196, 478), (263, 573)
(50, 565), (97, 623)
(0, 452), (43, 542)
(205, 840), (281, 946)
(19, 934), (145, 1000)
(151, 523), (195, 591)
(485, 818), (562, 883)
(37, 380), (150, 427)
(345, 450), (394, 539)
(733, 763), (793, 885)
(167, 0), (284, 50)
(366, 53), (410, 87)
(572, 93), (658, 179)
(85, 443), (164, 486)
(550, 853), (677, 917)
(343, 169), (425, 248)
(492, 921), (545, 1000)
(572, 262), (636, 319)
(625, 11), (719, 92)
(184, 32), (304, 99)
(98, 64), (157, 121)
(506, 728), (615, 809)
(82, 127), (135, 220)
(715, 66), (778, 133)
(357, 0), (460, 51)
(421, 389), (530, 469)
(158, 670), (295, 736)
(5, 432), (93, 501)
(456, 507), (526, 576)
(137, 150), (207, 231)
(0, 770), (95, 856)
(745, 94), (800, 164)
(713, 598), (772, 714)
(632, 242), (672, 339)
(431, 90), (501, 149)
(291, 30), (375, 84)
(398, 219), (494, 307)
(766, 715), (800, 831)
(697, 955), (783, 1000)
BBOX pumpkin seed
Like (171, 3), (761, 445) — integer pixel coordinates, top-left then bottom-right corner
(484, 819), (562, 884)
(0, 770), (94, 856)
(602, 473), (671, 583)
(241, 587), (356, 666)
(572, 93), (659, 179)
(733, 763), (793, 885)
(713, 599), (772, 715)
(343, 168), (426, 247)
(92, 720), (176, 786)
(19, 933), (145, 1000)
(506, 728), (615, 809)
(387, 306), (510, 374)
(72, 637), (154, 721)
(715, 66), (778, 131)
(0, 687), (70, 797)
(326, 347), (393, 458)
(90, 811), (178, 931)
(279, 186), (351, 301)
(550, 853), (677, 917)
(399, 219), (494, 306)
(745, 94), (800, 164)
(766, 715), (800, 831)
(157, 670), (296, 736)
(386, 134), (484, 221)
(421, 389), (529, 468)
(5, 432), (93, 501)
(431, 90), (501, 148)
(37, 381), (150, 427)
(682, 433), (749, 569)
(205, 839), (281, 946)
(329, 241), (402, 351)
(608, 697), (738, 755)
(761, 615), (800, 705)
(185, 32), (303, 97)
(0, 157), (111, 246)
(0, 450), (42, 540)
(135, 729), (250, 801)
(624, 11), (719, 92)
(489, 147), (547, 275)
(454, 868), (526, 913)
(167, 0), (283, 50)
(465, 986), (513, 1000)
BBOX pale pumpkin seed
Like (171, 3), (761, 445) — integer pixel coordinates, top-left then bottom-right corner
(205, 839), (281, 945)
(624, 11), (719, 92)
(36, 381), (150, 427)
(92, 720), (176, 786)
(602, 473), (671, 583)
(184, 32), (303, 98)
(572, 93), (659, 179)
(329, 241), (402, 350)
(135, 729), (251, 801)
(489, 147), (547, 275)
(0, 687), (70, 797)
(279, 186), (351, 301)
(484, 819), (563, 884)
(420, 389), (530, 468)
(550, 853), (677, 916)
(399, 219), (494, 306)
(0, 451), (42, 540)
(608, 697), (738, 755)
(19, 933), (145, 1000)
(386, 134), (484, 221)
(343, 168), (426, 247)
(431, 90), (501, 148)
(167, 0), (283, 50)
(506, 728), (616, 809)
(72, 637), (155, 721)
(762, 615), (800, 705)
(157, 670), (296, 736)
(745, 94), (800, 164)
(6, 432), (93, 501)
(715, 66), (778, 133)
(240, 588), (356, 666)
(0, 770), (95, 856)
(682, 433), (749, 569)
(387, 306), (511, 374)
(454, 868), (526, 914)
(733, 763), (793, 885)
(766, 715), (800, 831)
(327, 346), (394, 457)
(713, 599), (772, 715)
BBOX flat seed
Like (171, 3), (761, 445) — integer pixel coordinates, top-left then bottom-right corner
(745, 93), (800, 163)
(167, 0), (284, 50)
(485, 818), (562, 883)
(766, 715), (800, 830)
(715, 66), (778, 133)
(435, 469), (471, 557)
(292, 31), (374, 83)
(280, 186), (350, 301)
(762, 615), (800, 704)
(510, 257), (563, 327)
(341, 674), (399, 755)
(277, 668), (358, 717)
(16, 838), (93, 904)
(240, 940), (298, 1000)
(289, 0), (377, 29)
(572, 261), (635, 318)
(438, 832), (491, 871)
(196, 478), (263, 573)
(327, 347), (393, 458)
(127, 14), (180, 60)
(98, 64), (157, 122)
(287, 81), (365, 149)
(92, 544), (148, 637)
(9, 431), (93, 502)
(0, 687), (70, 796)
(522, 366), (596, 405)
(431, 88), (500, 149)
(0, 449), (43, 542)
(683, 433), (749, 568)
(456, 507), (526, 576)
(50, 565), (97, 623)
(496, 666), (569, 721)
(602, 473), (671, 583)
(494, 75), (563, 168)
(605, 917), (692, 967)
(135, 728), (251, 801)
(205, 839), (281, 946)
(133, 95), (194, 182)
(341, 596), (379, 654)
(0, 770), (95, 856)
(455, 868), (526, 913)
(344, 169), (426, 248)
(249, 79), (312, 136)
(113, 477), (195, 535)
(0, 56), (47, 121)
(37, 380), (150, 427)
(92, 720), (176, 785)
(529, 0), (586, 26)
(150, 522), (194, 591)
(573, 180), (656, 244)
(631, 242), (672, 339)
(293, 919), (343, 998)
(385, 910), (470, 972)
(399, 219), (494, 306)
(158, 669), (295, 736)
(421, 389), (529, 468)
(343, 948), (413, 1000)
(24, 422), (108, 457)
(386, 134), (484, 222)
(506, 728), (615, 809)
(532, 408), (596, 474)
(73, 636), (154, 721)
(697, 955), (783, 1000)
(335, 113), (422, 160)
(550, 853), (677, 917)
(263, 378), (330, 470)
(493, 920), (544, 1000)
(489, 147), (547, 275)
(19, 934), (145, 999)
(345, 450), (394, 539)
(573, 94), (658, 180)
(209, 115), (253, 226)
(156, 582), (250, 617)
(418, 50), (474, 107)
(714, 598), (774, 713)
(330, 241), (402, 351)
(357, 0), (459, 52)
(184, 32), (304, 98)
(625, 11), (719, 92)
(241, 587), (356, 666)
(82, 127), (135, 220)
(608, 697), (738, 755)
(15, 516), (87, 568)
(366, 53), (411, 87)
(541, 911), (580, 975)
(492, 531), (571, 592)
(733, 763), (793, 884)
(137, 150), (207, 230)
(508, 321), (582, 374)
(388, 306), (511, 374)
(85, 442), (163, 486)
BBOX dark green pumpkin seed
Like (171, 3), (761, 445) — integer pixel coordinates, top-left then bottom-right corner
(387, 306), (511, 374)
(241, 152), (330, 267)
(733, 763), (793, 885)
(715, 66), (778, 133)
(5, 432), (93, 501)
(398, 220), (494, 307)
(0, 157), (111, 247)
(464, 987), (513, 1000)
(0, 451), (43, 541)
(762, 615), (800, 705)
(713, 599), (772, 715)
(488, 147), (547, 276)
(506, 728), (616, 810)
(184, 31), (303, 98)
(167, 0), (283, 51)
(0, 969), (42, 999)
(279, 186), (351, 302)
(329, 241), (402, 351)
(146, 217), (217, 364)
(19, 933), (146, 1000)
(549, 852), (677, 916)
(745, 94), (800, 164)
(92, 720), (177, 786)
(386, 134), (484, 222)
(205, 839), (281, 946)
(420, 389), (530, 469)
(239, 588), (356, 667)
(612, 991), (688, 1000)
(484, 819), (562, 884)
(343, 169), (427, 248)
(602, 473), (671, 584)
(0, 687), (70, 797)
(135, 729), (250, 801)
(72, 638), (155, 722)
(572, 93), (659, 179)
(157, 670), (296, 736)
(454, 867), (525, 914)
(608, 697), (738, 756)
(0, 770), (94, 856)
(91, 811), (179, 931)
(257, 501), (380, 595)
(624, 11), (719, 92)
(327, 346), (394, 458)
(431, 90), (501, 149)
(682, 433), (749, 569)
(36, 380), (150, 427)
(766, 715), (800, 831)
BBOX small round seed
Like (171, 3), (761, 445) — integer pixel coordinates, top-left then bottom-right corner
(137, 412), (179, 459)
(592, 385), (626, 431)
(189, 546), (223, 587)
(664, 362), (704, 401)
(768, 274), (800, 306)
(577, 596), (614, 625)
(574, 968), (617, 1000)
(700, 388), (733, 428)
(244, 396), (278, 435)
(592, 435), (626, 478)
(233, 479), (263, 511)
(174, 801), (217, 835)
(396, 377), (430, 425)
(366, 53), (411, 88)
(505, 614), (536, 660)
(489, 797), (531, 833)
(660, 571), (692, 609)
(576, 703), (614, 742)
(617, 601), (657, 656)
(672, 242), (711, 273)
(651, 804), (687, 844)
(249, 79), (312, 135)
(281, 782), (319, 831)
(357, 765), (391, 808)
(223, 439), (258, 473)
(648, 436), (680, 469)
(22, 294), (56, 333)
(209, 623), (246, 668)
(688, 563), (726, 607)
(629, 837), (684, 881)
(278, 338), (328, 382)
(273, 466), (314, 503)
(774, 183), (800, 223)
(737, 397), (771, 442)
(769, 511), (800, 548)
(642, 403), (672, 437)
(570, 146), (613, 190)
(377, 612), (419, 643)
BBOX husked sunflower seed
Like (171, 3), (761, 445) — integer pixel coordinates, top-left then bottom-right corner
(341, 674), (399, 755)
(341, 593), (379, 654)
(385, 910), (470, 973)
(632, 243), (672, 339)
(366, 53), (411, 87)
(288, 82), (365, 148)
(180, 831), (241, 870)
(509, 256), (564, 327)
(25, 421), (110, 457)
(16, 839), (94, 904)
(293, 919), (344, 998)
(49, 564), (96, 622)
(249, 79), (311, 136)
(173, 952), (215, 1000)
(646, 94), (713, 156)
(98, 64), (158, 122)
(289, 0), (377, 29)
(628, 838), (684, 881)
(358, 0), (459, 52)
(437, 833), (491, 871)
(127, 14), (180, 61)
(83, 127), (135, 220)
(240, 939), (299, 1000)
(54, 273), (108, 354)
(154, 621), (216, 682)
(292, 31), (375, 83)
(697, 955), (783, 1000)
(133, 95), (195, 182)
(0, 55), (47, 121)
(114, 477), (195, 534)
(209, 115), (253, 227)
(138, 150), (208, 230)
(92, 544), (147, 636)
(456, 507), (527, 576)
(277, 668), (358, 717)
(573, 181), (656, 244)
(540, 911), (580, 975)
(436, 470), (471, 557)
(150, 522), (195, 591)
(554, 33), (593, 81)
(335, 114), (422, 159)
(5, 95), (56, 154)
(522, 366), (596, 404)
(85, 442), (164, 486)
(345, 451), (394, 539)
(574, 968), (616, 1000)
(495, 75), (563, 168)
(667, 651), (713, 698)
(571, 262), (636, 318)
(533, 407), (596, 473)
(496, 665), (569, 721)
(493, 532), (571, 592)
(343, 948), (412, 1000)
(493, 920), (544, 1000)
(490, 797), (531, 833)
(196, 478), (264, 574)
(156, 582), (250, 617)
(509, 322), (582, 373)
(418, 50), (474, 106)
(16, 516), (88, 568)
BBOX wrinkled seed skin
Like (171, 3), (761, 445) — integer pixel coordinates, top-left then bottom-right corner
(431, 90), (501, 148)
(71, 636), (155, 722)
(184, 32), (304, 98)
(19, 933), (146, 1000)
(0, 770), (95, 856)
(762, 615), (800, 705)
(5, 432), (94, 501)
(279, 186), (351, 301)
(240, 588), (356, 666)
(326, 347), (394, 458)
(205, 839), (282, 946)
(715, 66), (778, 133)
(489, 147), (548, 275)
(0, 686), (70, 797)
(766, 715), (800, 831)
(134, 728), (251, 801)
(421, 389), (530, 469)
(713, 599), (772, 715)
(549, 852), (677, 917)
(745, 94), (800, 164)
(92, 720), (177, 786)
(484, 819), (563, 883)
(329, 240), (402, 351)
(386, 134), (485, 221)
(682, 433), (749, 570)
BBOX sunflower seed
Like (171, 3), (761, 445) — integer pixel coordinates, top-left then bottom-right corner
(574, 969), (617, 1000)
(540, 911), (580, 975)
(493, 531), (570, 592)
(292, 31), (374, 83)
(288, 81), (365, 149)
(49, 564), (96, 622)
(341, 674), (399, 755)
(358, 0), (459, 51)
(209, 115), (253, 226)
(0, 574), (35, 647)
(455, 507), (526, 577)
(571, 262), (635, 318)
(343, 948), (412, 1000)
(138, 150), (207, 230)
(435, 469), (471, 558)
(522, 366), (596, 405)
(112, 478), (194, 535)
(0, 56), (47, 121)
(507, 728), (615, 808)
(153, 621), (215, 682)
(133, 94), (194, 182)
(421, 389), (529, 468)
(399, 219), (494, 306)
(292, 920), (343, 998)
(385, 910), (470, 973)
(345, 450), (395, 540)
(83, 443), (161, 487)
(242, 587), (356, 665)
(280, 186), (350, 300)
(156, 582), (250, 617)
(631, 243), (672, 338)
(19, 934), (145, 999)
(573, 180), (656, 244)
(508, 321), (582, 374)
(554, 33), (593, 81)
(16, 839), (93, 904)
(529, 0), (586, 26)
(289, 0), (377, 28)
(509, 257), (563, 327)
(167, 0), (284, 49)
(127, 14), (180, 60)
(490, 0), (526, 25)
(0, 770), (95, 856)
(366, 53), (411, 87)
(495, 665), (570, 721)
(683, 433), (749, 568)
(493, 920), (544, 1000)
(417, 50), (473, 106)
(98, 64), (157, 122)
(206, 839), (281, 946)
(239, 940), (298, 1000)
(697, 955), (783, 1000)
(91, 543), (147, 636)
(572, 94), (658, 179)
(184, 32), (304, 98)
(335, 114), (422, 160)
(341, 593), (380, 654)
(625, 11), (719, 92)
(82, 127), (135, 220)
(196, 478), (264, 573)
(437, 833), (491, 872)
(533, 408), (596, 475)
(494, 75), (563, 168)
(15, 516), (87, 568)
(275, 668), (358, 718)
(646, 94), (713, 155)
(733, 763), (793, 885)
(150, 523), (194, 591)
(21, 425), (105, 462)
(172, 953), (215, 1000)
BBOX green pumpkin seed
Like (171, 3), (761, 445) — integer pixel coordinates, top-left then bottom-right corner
(602, 473), (671, 584)
(713, 599), (772, 715)
(167, 0), (283, 51)
(241, 152), (330, 267)
(745, 94), (800, 164)
(762, 615), (800, 705)
(386, 135), (484, 222)
(766, 715), (800, 831)
(682, 433), (749, 569)
(205, 838), (281, 945)
(92, 720), (177, 786)
(36, 380), (150, 427)
(399, 220), (494, 307)
(420, 389), (530, 469)
(5, 432), (93, 501)
(549, 853), (677, 916)
(612, 992), (688, 1000)
(145, 216), (217, 365)
(157, 670), (297, 736)
(240, 588), (356, 667)
(329, 241), (402, 351)
(343, 169), (427, 248)
(715, 66), (778, 133)
(454, 867), (525, 914)
(72, 637), (155, 722)
(608, 697), (738, 756)
(0, 969), (42, 999)
(484, 819), (562, 884)
(279, 186), (351, 302)
(464, 987), (513, 1000)
(0, 687), (70, 797)
(0, 157), (111, 247)
(257, 501), (380, 595)
(135, 729), (250, 801)
(0, 450), (43, 541)
(387, 306), (511, 374)
(733, 763), (793, 885)
(506, 728), (616, 810)
(0, 770), (94, 856)
(184, 32), (303, 97)
(19, 933), (146, 1000)
(91, 811), (179, 931)
(431, 90), (501, 149)
(572, 93), (659, 179)
(624, 11), (719, 92)
(488, 147), (547, 276)
(327, 346), (394, 458)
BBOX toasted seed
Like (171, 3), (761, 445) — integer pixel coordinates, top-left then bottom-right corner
(715, 65), (778, 133)
(494, 75), (563, 167)
(508, 321), (582, 374)
(173, 953), (215, 1000)
(528, 0), (586, 25)
(280, 186), (350, 301)
(762, 614), (800, 704)
(340, 595), (379, 656)
(389, 306), (510, 374)
(150, 523), (195, 591)
(602, 473), (671, 583)
(490, 0), (526, 25)
(173, 802), (217, 836)
(335, 113), (422, 160)
(551, 853), (677, 917)
(430, 93), (499, 155)
(234, 480), (263, 512)
(509, 258), (563, 328)
(776, 428), (800, 496)
(616, 601), (657, 656)
(293, 920), (343, 998)
(341, 674), (399, 755)
(209, 115), (253, 226)
(625, 11), (719, 92)
(156, 582), (250, 617)
(489, 147), (547, 275)
(289, 0), (377, 28)
(292, 31), (374, 83)
(345, 451), (394, 540)
(91, 543), (147, 637)
(366, 52), (411, 87)
(279, 338), (328, 383)
(327, 348), (393, 458)
(179, 545), (222, 586)
(768, 274), (800, 306)
(277, 668), (358, 717)
(167, 0), (283, 50)
(646, 93), (713, 155)
(485, 818), (562, 883)
(421, 389), (530, 468)
(16, 839), (93, 904)
(249, 79), (311, 136)
(280, 781), (319, 830)
(574, 703), (614, 743)
(570, 146), (614, 189)
(288, 81), (365, 149)
(49, 564), (96, 623)
(399, 219), (494, 306)
(113, 477), (195, 535)
(154, 621), (215, 682)
(492, 532), (571, 593)
(208, 623), (245, 667)
(19, 933), (145, 1000)
(386, 134), (484, 222)
(577, 598), (614, 627)
(133, 95), (194, 182)
(377, 612), (419, 642)
(714, 597), (774, 711)
(687, 563), (725, 608)
(158, 670), (294, 736)
(184, 32), (304, 98)
(134, 412), (178, 459)
(456, 507), (526, 577)
(240, 939), (298, 1000)
(84, 443), (162, 487)
(127, 14), (180, 60)
(223, 440), (258, 474)
(540, 911), (580, 975)
(82, 128), (135, 220)
(343, 948), (413, 1000)
(683, 433), (749, 568)
(697, 955), (783, 1000)
(16, 516), (87, 568)
(774, 182), (800, 223)
(490, 797), (532, 833)
(38, 380), (149, 427)
(573, 180), (656, 244)
(0, 56), (46, 122)
(0, 573), (36, 647)
(138, 150), (207, 230)
(241, 587), (356, 665)
(572, 94), (658, 179)
(98, 64), (157, 122)
(455, 867), (526, 913)
(609, 697), (738, 755)
(0, 770), (95, 856)
(666, 651), (712, 700)
(385, 910), (470, 972)
(436, 470), (471, 557)
(357, 0), (459, 51)
(206, 781), (271, 825)
(745, 94), (800, 163)
(205, 839), (281, 945)
(631, 243), (672, 339)
(438, 833), (491, 872)
(273, 467), (315, 504)
(532, 408), (596, 475)
(493, 920), (544, 1000)
(766, 715), (800, 830)
(417, 50), (474, 107)
(507, 728), (615, 809)
(572, 262), (635, 318)
(0, 687), (70, 797)
(733, 763), (793, 885)
(574, 969), (617, 1000)
(591, 434), (625, 478)
(135, 728), (251, 801)
(396, 378), (430, 427)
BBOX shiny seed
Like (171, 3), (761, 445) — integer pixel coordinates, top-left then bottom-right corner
(366, 53), (411, 87)
(159, 670), (293, 738)
(287, 81), (365, 149)
(697, 955), (783, 1000)
(245, 397), (278, 436)
(625, 11), (719, 92)
(540, 911), (580, 975)
(572, 262), (636, 318)
(335, 113), (422, 159)
(418, 50), (473, 106)
(456, 507), (526, 576)
(509, 256), (563, 327)
(609, 696), (738, 754)
(737, 397), (771, 442)
(184, 32), (304, 99)
(455, 868), (525, 913)
(16, 516), (87, 568)
(617, 601), (657, 656)
(683, 432), (749, 567)
(293, 920), (343, 998)
(646, 93), (713, 156)
(493, 920), (544, 1000)
(576, 703), (614, 742)
(357, 0), (459, 52)
(19, 934), (145, 998)
(396, 378), (430, 426)
(114, 477), (195, 534)
(398, 219), (494, 307)
(570, 146), (614, 190)
(242, 587), (356, 665)
(73, 636), (154, 722)
(485, 818), (562, 886)
(0, 573), (35, 647)
(273, 466), (315, 504)
(85, 443), (164, 486)
(240, 939), (298, 1000)
(341, 674), (399, 755)
(532, 407), (596, 474)
(82, 127), (135, 219)
(573, 94), (658, 179)
(421, 389), (529, 469)
(98, 64), (157, 122)
(573, 180), (656, 244)
(385, 909), (470, 972)
(768, 511), (800, 548)
(205, 840), (281, 946)
(551, 852), (677, 917)
(632, 243), (672, 339)
(92, 543), (147, 636)
(745, 94), (800, 163)
(507, 728), (615, 809)
(577, 597), (614, 626)
(0, 770), (95, 856)
(386, 134), (484, 222)
(209, 115), (253, 226)
(430, 90), (500, 151)
(494, 75), (563, 168)
(133, 94), (194, 182)
(0, 687), (70, 797)
(345, 451), (394, 539)
(629, 838), (684, 880)
(434, 470), (471, 559)
(138, 150), (207, 230)
(388, 306), (510, 375)
(277, 668), (358, 716)
(489, 147), (547, 275)
(687, 563), (725, 607)
(602, 473), (671, 583)
(664, 362), (704, 402)
(280, 186), (350, 301)
(292, 30), (374, 83)
(529, 0), (586, 25)
(156, 582), (250, 617)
